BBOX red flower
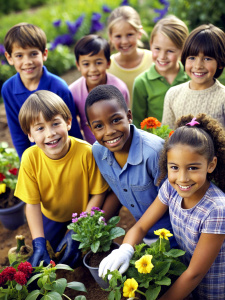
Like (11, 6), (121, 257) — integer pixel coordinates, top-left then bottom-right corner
(0, 273), (7, 287)
(50, 260), (56, 267)
(2, 266), (16, 281)
(14, 271), (27, 285)
(8, 168), (18, 176)
(169, 130), (174, 137)
(140, 117), (161, 130)
(17, 261), (33, 279)
(0, 173), (6, 182)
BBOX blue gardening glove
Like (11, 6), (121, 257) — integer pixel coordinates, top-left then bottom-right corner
(28, 237), (51, 267)
(55, 230), (81, 268)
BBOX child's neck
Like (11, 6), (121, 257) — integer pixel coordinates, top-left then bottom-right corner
(114, 151), (129, 168)
(86, 75), (107, 92)
(156, 62), (180, 85)
(189, 78), (215, 90)
(21, 74), (42, 91)
(115, 48), (144, 69)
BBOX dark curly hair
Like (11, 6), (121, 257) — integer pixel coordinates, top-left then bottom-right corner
(157, 113), (225, 192)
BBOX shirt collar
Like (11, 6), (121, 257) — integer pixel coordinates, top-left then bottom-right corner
(146, 61), (188, 82)
(102, 124), (143, 166)
(13, 66), (48, 94)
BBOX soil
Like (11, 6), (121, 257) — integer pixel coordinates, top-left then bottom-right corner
(0, 68), (136, 299)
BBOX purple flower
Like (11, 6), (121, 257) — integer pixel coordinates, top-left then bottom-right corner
(50, 34), (74, 50)
(1, 60), (6, 65)
(120, 0), (129, 5)
(80, 211), (88, 217)
(154, 0), (169, 22)
(90, 211), (95, 216)
(90, 13), (104, 33)
(91, 206), (101, 211)
(72, 218), (78, 223)
(66, 15), (84, 35)
(0, 44), (5, 55)
(102, 4), (112, 13)
(53, 20), (62, 27)
(72, 213), (77, 218)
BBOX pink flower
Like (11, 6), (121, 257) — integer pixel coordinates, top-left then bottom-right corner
(72, 218), (78, 223)
(50, 260), (56, 267)
(8, 168), (18, 176)
(17, 262), (33, 279)
(2, 266), (16, 281)
(14, 271), (27, 285)
(0, 273), (7, 287)
(0, 173), (6, 182)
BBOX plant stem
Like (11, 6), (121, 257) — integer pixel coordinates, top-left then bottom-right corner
(136, 289), (147, 297)
(63, 294), (71, 300)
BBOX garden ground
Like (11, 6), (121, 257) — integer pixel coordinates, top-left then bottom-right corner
(0, 68), (136, 299)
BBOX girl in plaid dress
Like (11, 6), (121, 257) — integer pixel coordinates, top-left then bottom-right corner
(99, 113), (225, 300)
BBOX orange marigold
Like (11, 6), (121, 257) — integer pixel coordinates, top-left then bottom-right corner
(169, 130), (174, 137)
(140, 117), (161, 130)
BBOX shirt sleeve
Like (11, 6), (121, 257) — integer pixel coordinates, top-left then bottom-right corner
(158, 179), (171, 206)
(201, 205), (225, 234)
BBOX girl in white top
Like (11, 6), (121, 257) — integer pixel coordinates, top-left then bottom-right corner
(162, 24), (225, 129)
(107, 6), (152, 104)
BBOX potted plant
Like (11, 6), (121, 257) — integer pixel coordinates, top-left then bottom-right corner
(104, 229), (187, 300)
(0, 142), (25, 230)
(0, 260), (87, 299)
(68, 207), (125, 288)
(140, 117), (174, 139)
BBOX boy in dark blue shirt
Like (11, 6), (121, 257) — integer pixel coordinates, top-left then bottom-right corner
(2, 23), (82, 159)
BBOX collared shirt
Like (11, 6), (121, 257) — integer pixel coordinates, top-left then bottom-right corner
(159, 179), (225, 299)
(1, 66), (82, 159)
(92, 125), (174, 241)
(132, 61), (189, 127)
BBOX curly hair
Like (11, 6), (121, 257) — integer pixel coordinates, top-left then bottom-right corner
(157, 113), (225, 192)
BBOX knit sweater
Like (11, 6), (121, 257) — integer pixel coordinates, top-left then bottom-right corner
(162, 80), (225, 129)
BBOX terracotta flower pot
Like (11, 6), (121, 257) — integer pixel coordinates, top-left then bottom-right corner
(83, 242), (120, 289)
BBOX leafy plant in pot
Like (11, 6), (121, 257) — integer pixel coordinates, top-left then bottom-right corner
(68, 207), (125, 288)
(0, 142), (25, 230)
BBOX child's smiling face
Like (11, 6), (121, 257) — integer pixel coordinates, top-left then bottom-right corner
(87, 98), (133, 153)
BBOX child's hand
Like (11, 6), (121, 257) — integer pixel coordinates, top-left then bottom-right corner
(98, 243), (134, 279)
(28, 237), (51, 267)
(55, 230), (81, 268)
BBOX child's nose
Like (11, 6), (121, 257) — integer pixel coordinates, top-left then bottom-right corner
(23, 55), (33, 64)
(178, 170), (189, 182)
(159, 50), (166, 60)
(194, 58), (203, 68)
(46, 127), (56, 138)
(105, 124), (116, 136)
(121, 35), (128, 44)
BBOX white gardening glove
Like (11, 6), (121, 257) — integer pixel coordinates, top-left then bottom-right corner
(98, 243), (134, 279)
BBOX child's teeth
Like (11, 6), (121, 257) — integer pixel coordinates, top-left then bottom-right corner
(107, 137), (120, 144)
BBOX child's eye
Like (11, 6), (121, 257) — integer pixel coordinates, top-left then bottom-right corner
(170, 166), (178, 170)
(204, 57), (212, 61)
(168, 50), (174, 53)
(36, 126), (44, 131)
(187, 56), (195, 60)
(128, 33), (134, 37)
(94, 124), (103, 130)
(53, 122), (60, 126)
(15, 54), (22, 58)
(188, 166), (198, 170)
(115, 35), (121, 39)
(96, 61), (103, 65)
(112, 118), (121, 124)
(31, 52), (38, 57)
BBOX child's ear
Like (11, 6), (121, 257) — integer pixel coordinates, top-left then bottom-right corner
(207, 156), (217, 173)
(43, 48), (48, 62)
(76, 61), (81, 72)
(5, 51), (14, 65)
(106, 59), (111, 69)
(28, 133), (35, 143)
(67, 118), (72, 131)
(127, 109), (133, 124)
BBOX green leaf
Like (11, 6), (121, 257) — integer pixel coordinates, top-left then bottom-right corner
(146, 286), (161, 300)
(16, 283), (22, 290)
(52, 278), (67, 294)
(67, 282), (87, 292)
(164, 249), (186, 258)
(155, 276), (171, 286)
(169, 261), (187, 276)
(43, 283), (53, 290)
(151, 261), (171, 278)
(109, 227), (125, 239)
(40, 291), (62, 300)
(55, 264), (73, 271)
(75, 296), (87, 300)
(26, 273), (42, 285)
(25, 290), (41, 300)
(91, 240), (100, 253)
(107, 216), (120, 226)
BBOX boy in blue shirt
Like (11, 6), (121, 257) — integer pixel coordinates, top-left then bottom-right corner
(2, 23), (82, 159)
(85, 85), (176, 247)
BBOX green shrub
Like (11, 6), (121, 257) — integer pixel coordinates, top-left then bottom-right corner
(0, 0), (49, 16)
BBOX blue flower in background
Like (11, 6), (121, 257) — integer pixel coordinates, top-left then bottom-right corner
(0, 44), (5, 55)
(120, 0), (129, 5)
(66, 14), (85, 35)
(90, 13), (104, 33)
(1, 60), (6, 65)
(102, 4), (112, 13)
(50, 34), (74, 50)
(53, 20), (62, 27)
(154, 0), (169, 22)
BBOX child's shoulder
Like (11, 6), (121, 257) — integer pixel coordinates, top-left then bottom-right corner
(1, 73), (17, 93)
(106, 73), (128, 89)
(134, 126), (164, 152)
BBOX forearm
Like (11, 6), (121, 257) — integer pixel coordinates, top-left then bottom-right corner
(102, 190), (122, 221)
(26, 203), (44, 239)
(86, 191), (107, 213)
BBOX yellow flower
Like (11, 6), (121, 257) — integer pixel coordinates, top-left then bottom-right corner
(0, 183), (6, 194)
(154, 228), (173, 240)
(135, 254), (154, 274)
(123, 278), (138, 298)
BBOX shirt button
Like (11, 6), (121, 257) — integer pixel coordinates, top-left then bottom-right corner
(123, 189), (128, 192)
(131, 204), (134, 207)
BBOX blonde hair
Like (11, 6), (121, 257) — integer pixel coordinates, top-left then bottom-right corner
(19, 90), (72, 134)
(150, 15), (189, 49)
(107, 6), (147, 48)
(4, 23), (47, 55)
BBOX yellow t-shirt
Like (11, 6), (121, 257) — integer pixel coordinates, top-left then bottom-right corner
(107, 49), (153, 105)
(15, 137), (109, 222)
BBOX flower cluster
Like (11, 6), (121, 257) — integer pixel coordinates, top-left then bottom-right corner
(0, 260), (87, 300)
(68, 207), (125, 253)
(140, 117), (174, 140)
(0, 142), (20, 193)
(154, 0), (170, 22)
(105, 229), (186, 300)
